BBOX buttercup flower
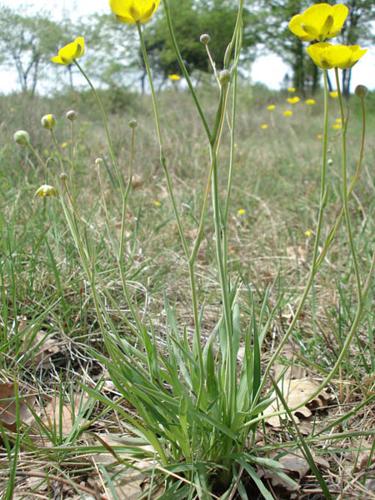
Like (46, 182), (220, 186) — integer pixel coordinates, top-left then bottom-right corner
(332, 122), (342, 130)
(237, 209), (246, 216)
(283, 110), (293, 117)
(289, 3), (349, 42)
(168, 74), (181, 81)
(305, 99), (316, 105)
(41, 114), (56, 130)
(35, 185), (58, 198)
(305, 229), (313, 238)
(153, 200), (161, 207)
(287, 87), (296, 93)
(110, 0), (160, 24)
(287, 96), (300, 104)
(329, 91), (339, 99)
(260, 124), (269, 130)
(51, 37), (85, 65)
(307, 42), (367, 69)
(267, 104), (276, 111)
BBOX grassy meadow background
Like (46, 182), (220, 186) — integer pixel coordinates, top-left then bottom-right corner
(0, 1), (375, 495)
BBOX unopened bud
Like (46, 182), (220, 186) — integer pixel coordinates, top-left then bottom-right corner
(128, 119), (138, 129)
(41, 114), (56, 130)
(66, 110), (77, 121)
(60, 172), (68, 182)
(219, 69), (231, 86)
(328, 158), (333, 166)
(355, 85), (368, 99)
(200, 33), (211, 45)
(95, 157), (103, 166)
(14, 130), (30, 146)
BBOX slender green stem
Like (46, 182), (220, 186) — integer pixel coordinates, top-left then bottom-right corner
(335, 68), (362, 302)
(316, 91), (367, 268)
(74, 60), (125, 194)
(161, 0), (212, 142)
(137, 22), (204, 397)
(251, 69), (331, 409)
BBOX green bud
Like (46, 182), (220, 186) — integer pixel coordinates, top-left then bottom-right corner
(14, 130), (30, 146)
(355, 85), (368, 99)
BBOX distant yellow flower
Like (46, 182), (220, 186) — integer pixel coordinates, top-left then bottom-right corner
(304, 229), (313, 238)
(35, 185), (58, 198)
(329, 91), (339, 99)
(51, 37), (85, 65)
(287, 96), (300, 104)
(287, 87), (296, 93)
(61, 142), (69, 149)
(110, 0), (160, 24)
(283, 110), (293, 117)
(260, 123), (269, 130)
(289, 3), (349, 42)
(305, 98), (316, 105)
(41, 114), (56, 130)
(335, 117), (342, 124)
(237, 209), (246, 216)
(332, 122), (342, 130)
(316, 133), (323, 140)
(267, 104), (276, 111)
(153, 200), (161, 207)
(307, 43), (367, 70)
(168, 74), (181, 81)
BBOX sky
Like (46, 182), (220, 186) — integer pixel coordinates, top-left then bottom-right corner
(0, 0), (374, 93)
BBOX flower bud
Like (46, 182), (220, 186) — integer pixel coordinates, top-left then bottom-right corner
(328, 158), (333, 166)
(219, 69), (231, 86)
(60, 172), (68, 182)
(95, 158), (103, 166)
(13, 130), (30, 146)
(66, 110), (78, 121)
(128, 119), (138, 129)
(35, 184), (58, 198)
(200, 33), (211, 45)
(41, 114), (56, 130)
(355, 85), (368, 99)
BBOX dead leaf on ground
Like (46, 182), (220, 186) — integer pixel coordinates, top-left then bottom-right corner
(42, 393), (89, 437)
(0, 382), (35, 431)
(264, 377), (332, 429)
(20, 330), (60, 367)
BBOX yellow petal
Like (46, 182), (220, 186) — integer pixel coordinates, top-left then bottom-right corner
(110, 0), (160, 24)
(289, 14), (314, 41)
(330, 4), (350, 38)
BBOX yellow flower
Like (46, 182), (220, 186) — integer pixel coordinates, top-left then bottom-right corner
(287, 96), (300, 104)
(335, 117), (342, 123)
(332, 122), (342, 130)
(260, 123), (269, 130)
(283, 110), (293, 117)
(35, 185), (58, 198)
(304, 229), (313, 238)
(51, 37), (85, 65)
(289, 3), (349, 42)
(153, 200), (161, 207)
(305, 98), (316, 105)
(41, 114), (56, 130)
(237, 209), (246, 216)
(110, 0), (160, 24)
(287, 87), (296, 93)
(307, 42), (367, 70)
(168, 74), (181, 81)
(316, 133), (323, 140)
(61, 142), (69, 149)
(329, 91), (339, 99)
(267, 104), (276, 111)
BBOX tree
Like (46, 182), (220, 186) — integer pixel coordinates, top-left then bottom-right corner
(0, 7), (64, 95)
(143, 0), (260, 81)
